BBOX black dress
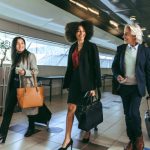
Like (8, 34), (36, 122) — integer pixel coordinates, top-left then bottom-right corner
(67, 49), (86, 105)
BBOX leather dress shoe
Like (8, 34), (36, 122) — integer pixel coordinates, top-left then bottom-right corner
(135, 135), (144, 150)
(124, 141), (133, 150)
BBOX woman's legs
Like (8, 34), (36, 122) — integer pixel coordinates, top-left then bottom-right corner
(28, 115), (35, 130)
(24, 115), (35, 137)
(0, 88), (17, 141)
(82, 131), (91, 143)
(62, 103), (76, 147)
(83, 131), (91, 139)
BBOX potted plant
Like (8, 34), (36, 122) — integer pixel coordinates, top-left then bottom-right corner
(0, 39), (11, 67)
(0, 39), (11, 115)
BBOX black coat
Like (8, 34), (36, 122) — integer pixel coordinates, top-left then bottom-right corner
(63, 41), (101, 91)
(112, 44), (150, 97)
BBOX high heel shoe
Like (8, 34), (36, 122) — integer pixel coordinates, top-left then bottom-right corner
(0, 133), (6, 144)
(82, 132), (91, 143)
(58, 139), (73, 150)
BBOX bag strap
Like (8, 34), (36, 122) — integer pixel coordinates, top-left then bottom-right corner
(146, 96), (150, 112)
(19, 72), (38, 89)
(26, 55), (38, 88)
(19, 75), (21, 88)
(32, 72), (38, 87)
(80, 87), (101, 107)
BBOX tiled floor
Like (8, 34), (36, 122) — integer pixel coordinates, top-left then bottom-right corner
(0, 92), (150, 150)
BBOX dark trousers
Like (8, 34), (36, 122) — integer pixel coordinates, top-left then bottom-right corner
(27, 115), (35, 130)
(0, 88), (35, 137)
(119, 85), (142, 142)
(0, 86), (17, 137)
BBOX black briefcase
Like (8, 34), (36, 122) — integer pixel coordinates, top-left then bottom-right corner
(75, 92), (103, 131)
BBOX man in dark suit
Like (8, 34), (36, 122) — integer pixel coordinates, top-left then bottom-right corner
(112, 23), (150, 150)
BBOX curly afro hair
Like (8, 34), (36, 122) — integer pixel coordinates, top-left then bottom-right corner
(65, 20), (94, 43)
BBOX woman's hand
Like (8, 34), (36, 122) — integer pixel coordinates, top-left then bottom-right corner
(18, 69), (25, 76)
(90, 90), (96, 96)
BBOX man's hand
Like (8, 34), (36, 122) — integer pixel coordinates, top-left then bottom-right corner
(117, 75), (127, 84)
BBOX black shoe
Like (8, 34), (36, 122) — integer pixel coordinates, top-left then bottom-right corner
(0, 133), (6, 144)
(82, 137), (90, 143)
(82, 132), (91, 143)
(24, 128), (35, 137)
(58, 139), (73, 150)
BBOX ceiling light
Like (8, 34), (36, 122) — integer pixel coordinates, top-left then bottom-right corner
(148, 35), (150, 38)
(76, 2), (88, 10)
(69, 0), (99, 15)
(69, 0), (76, 4)
(130, 16), (136, 21)
(69, 0), (88, 10)
(88, 8), (99, 15)
(112, 0), (119, 3)
(109, 20), (118, 28)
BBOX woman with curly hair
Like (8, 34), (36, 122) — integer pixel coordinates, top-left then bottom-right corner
(58, 20), (101, 150)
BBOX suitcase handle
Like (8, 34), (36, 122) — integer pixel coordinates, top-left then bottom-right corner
(146, 96), (150, 111)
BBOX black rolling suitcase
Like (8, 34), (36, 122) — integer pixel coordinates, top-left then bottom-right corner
(145, 96), (150, 138)
(34, 103), (52, 127)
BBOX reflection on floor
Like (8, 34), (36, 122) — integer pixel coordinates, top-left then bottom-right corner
(0, 92), (150, 150)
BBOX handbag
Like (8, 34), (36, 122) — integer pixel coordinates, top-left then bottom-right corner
(17, 73), (44, 109)
(75, 89), (103, 131)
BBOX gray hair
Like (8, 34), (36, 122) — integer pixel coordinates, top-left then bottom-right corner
(124, 23), (143, 44)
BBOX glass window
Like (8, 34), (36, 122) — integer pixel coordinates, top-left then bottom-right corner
(0, 31), (70, 66)
(0, 30), (114, 68)
(99, 53), (114, 68)
(25, 39), (70, 66)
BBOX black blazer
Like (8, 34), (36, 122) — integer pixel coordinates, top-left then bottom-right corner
(63, 40), (101, 91)
(112, 44), (150, 97)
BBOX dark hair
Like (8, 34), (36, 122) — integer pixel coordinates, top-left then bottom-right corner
(11, 36), (30, 65)
(65, 20), (93, 42)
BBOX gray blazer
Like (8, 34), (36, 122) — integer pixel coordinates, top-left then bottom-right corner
(17, 53), (39, 115)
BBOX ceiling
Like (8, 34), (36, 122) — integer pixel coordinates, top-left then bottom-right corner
(46, 0), (150, 46)
(0, 0), (123, 51)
